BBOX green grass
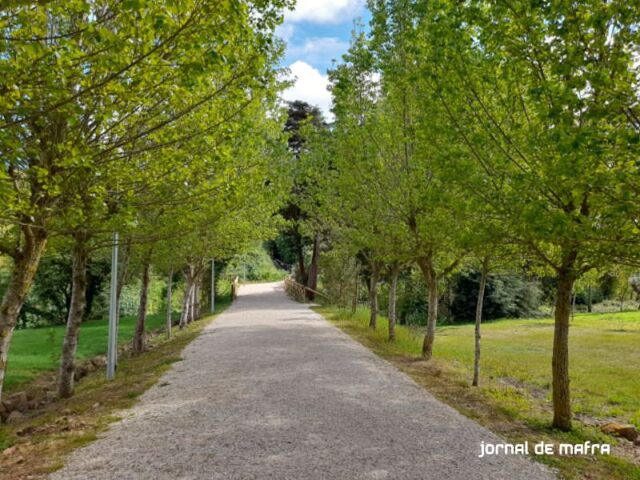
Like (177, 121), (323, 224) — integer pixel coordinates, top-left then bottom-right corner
(5, 312), (171, 391)
(433, 311), (640, 426)
(317, 306), (640, 480)
(0, 297), (231, 479)
(321, 308), (640, 427)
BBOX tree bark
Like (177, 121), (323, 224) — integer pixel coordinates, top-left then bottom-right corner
(552, 269), (575, 431)
(132, 261), (151, 354)
(418, 257), (438, 359)
(180, 266), (194, 329)
(189, 281), (197, 323)
(195, 272), (202, 319)
(58, 235), (89, 398)
(296, 232), (307, 284)
(369, 265), (379, 329)
(472, 258), (489, 387)
(0, 227), (48, 400)
(166, 268), (173, 339)
(351, 273), (359, 315)
(306, 234), (321, 300)
(180, 282), (191, 329)
(388, 264), (399, 341)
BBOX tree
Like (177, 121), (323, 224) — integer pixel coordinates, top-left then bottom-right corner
(365, 1), (470, 356)
(275, 100), (327, 292)
(1, 0), (293, 400)
(418, 0), (640, 429)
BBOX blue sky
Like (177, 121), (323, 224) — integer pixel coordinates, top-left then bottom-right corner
(278, 0), (371, 118)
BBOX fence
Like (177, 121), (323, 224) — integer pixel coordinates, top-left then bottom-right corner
(284, 276), (329, 303)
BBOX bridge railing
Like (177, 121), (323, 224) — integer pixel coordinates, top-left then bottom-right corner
(284, 276), (329, 303)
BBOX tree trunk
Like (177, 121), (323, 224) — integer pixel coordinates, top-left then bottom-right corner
(352, 273), (359, 315)
(306, 234), (321, 300)
(388, 265), (399, 341)
(418, 257), (438, 359)
(179, 281), (191, 329)
(187, 279), (198, 324)
(192, 278), (200, 321)
(445, 278), (453, 323)
(58, 235), (89, 398)
(132, 261), (151, 354)
(166, 268), (173, 339)
(472, 258), (489, 387)
(587, 285), (592, 313)
(180, 267), (194, 329)
(369, 266), (379, 329)
(552, 270), (575, 431)
(0, 228), (48, 400)
(296, 232), (306, 284)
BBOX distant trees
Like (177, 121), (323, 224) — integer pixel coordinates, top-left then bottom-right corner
(271, 101), (328, 298)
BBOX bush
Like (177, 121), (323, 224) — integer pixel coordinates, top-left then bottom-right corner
(222, 246), (287, 282)
(15, 255), (110, 328)
(396, 270), (428, 326)
(450, 271), (542, 322)
(318, 248), (359, 306)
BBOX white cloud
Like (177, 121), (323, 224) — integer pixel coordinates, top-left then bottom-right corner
(285, 0), (364, 24)
(288, 37), (349, 66)
(275, 23), (295, 42)
(282, 61), (333, 119)
(289, 36), (349, 58)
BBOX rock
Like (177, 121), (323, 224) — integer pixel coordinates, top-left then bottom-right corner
(634, 437), (640, 447)
(3, 392), (28, 413)
(17, 425), (35, 436)
(74, 365), (89, 381)
(0, 401), (5, 414)
(2, 446), (17, 456)
(601, 422), (639, 442)
(6, 410), (25, 424)
(91, 356), (107, 369)
(9, 391), (28, 403)
(27, 400), (39, 410)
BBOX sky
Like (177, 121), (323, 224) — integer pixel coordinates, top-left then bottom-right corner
(278, 0), (371, 119)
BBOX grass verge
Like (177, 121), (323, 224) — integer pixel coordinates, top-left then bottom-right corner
(315, 306), (640, 480)
(6, 312), (170, 391)
(0, 298), (230, 480)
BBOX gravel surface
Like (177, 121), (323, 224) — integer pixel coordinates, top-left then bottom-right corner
(51, 282), (555, 480)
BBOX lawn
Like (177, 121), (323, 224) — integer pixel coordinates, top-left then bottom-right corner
(318, 308), (640, 428)
(5, 312), (170, 391)
(433, 311), (640, 426)
(317, 307), (640, 479)
(0, 299), (231, 479)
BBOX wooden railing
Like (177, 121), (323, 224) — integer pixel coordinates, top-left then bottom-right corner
(284, 276), (329, 303)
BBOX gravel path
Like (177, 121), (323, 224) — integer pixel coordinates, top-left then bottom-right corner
(52, 282), (555, 480)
